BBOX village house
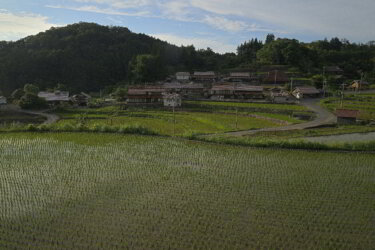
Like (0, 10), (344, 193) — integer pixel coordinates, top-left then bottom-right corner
(292, 86), (320, 99)
(127, 86), (164, 104)
(210, 84), (264, 100)
(324, 66), (344, 75)
(38, 91), (70, 105)
(175, 72), (191, 82)
(336, 109), (359, 125)
(262, 70), (289, 85)
(163, 93), (181, 107)
(270, 91), (294, 104)
(71, 92), (91, 106)
(229, 72), (251, 82)
(348, 80), (370, 91)
(0, 96), (7, 105)
(163, 82), (204, 99)
(193, 71), (217, 83)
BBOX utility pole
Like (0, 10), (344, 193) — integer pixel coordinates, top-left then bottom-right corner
(340, 83), (345, 108)
(323, 66), (326, 98)
(359, 71), (364, 94)
(274, 70), (278, 87)
(235, 107), (238, 129)
(173, 104), (175, 136)
(290, 77), (293, 92)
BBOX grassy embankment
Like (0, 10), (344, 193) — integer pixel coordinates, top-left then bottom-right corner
(0, 133), (374, 249)
(321, 93), (375, 120)
(50, 102), (308, 136)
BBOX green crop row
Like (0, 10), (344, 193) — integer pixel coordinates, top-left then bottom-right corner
(0, 133), (374, 249)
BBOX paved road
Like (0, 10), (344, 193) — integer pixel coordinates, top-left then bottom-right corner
(211, 99), (337, 137)
(4, 104), (59, 125)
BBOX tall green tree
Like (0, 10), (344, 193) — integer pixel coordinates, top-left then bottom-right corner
(128, 54), (165, 84)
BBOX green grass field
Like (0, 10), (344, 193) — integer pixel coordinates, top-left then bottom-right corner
(185, 100), (308, 112)
(0, 133), (374, 249)
(56, 109), (287, 136)
(321, 93), (375, 120)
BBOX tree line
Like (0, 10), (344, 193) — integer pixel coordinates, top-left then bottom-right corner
(0, 22), (374, 95)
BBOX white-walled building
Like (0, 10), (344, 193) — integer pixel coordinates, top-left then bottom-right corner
(163, 93), (181, 107)
(176, 72), (191, 82)
(0, 96), (7, 105)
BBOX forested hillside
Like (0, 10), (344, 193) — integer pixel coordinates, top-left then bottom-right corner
(0, 22), (374, 94)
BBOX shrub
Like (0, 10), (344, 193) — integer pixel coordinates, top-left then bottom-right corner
(19, 93), (48, 110)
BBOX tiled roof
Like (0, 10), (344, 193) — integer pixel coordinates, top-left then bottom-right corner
(294, 87), (320, 94)
(176, 72), (190, 76)
(164, 83), (204, 89)
(211, 84), (263, 92)
(38, 91), (70, 102)
(336, 109), (359, 118)
(194, 71), (216, 76)
(230, 72), (250, 78)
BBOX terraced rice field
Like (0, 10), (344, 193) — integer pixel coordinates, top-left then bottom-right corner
(321, 93), (375, 120)
(57, 110), (284, 136)
(0, 133), (374, 249)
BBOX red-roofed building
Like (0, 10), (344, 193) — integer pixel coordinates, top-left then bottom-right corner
(336, 109), (359, 125)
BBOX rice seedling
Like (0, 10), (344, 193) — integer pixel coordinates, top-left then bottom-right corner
(0, 133), (374, 249)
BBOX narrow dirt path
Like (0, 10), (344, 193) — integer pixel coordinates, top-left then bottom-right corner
(207, 98), (337, 137)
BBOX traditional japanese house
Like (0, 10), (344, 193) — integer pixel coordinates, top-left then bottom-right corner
(336, 109), (359, 125)
(292, 86), (320, 99)
(229, 72), (251, 82)
(348, 80), (370, 91)
(210, 84), (264, 100)
(127, 86), (164, 104)
(163, 82), (204, 99)
(0, 96), (7, 105)
(193, 71), (217, 83)
(175, 72), (191, 82)
(38, 91), (70, 105)
(163, 93), (182, 107)
(262, 70), (289, 85)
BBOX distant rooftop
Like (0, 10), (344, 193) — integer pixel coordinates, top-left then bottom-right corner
(336, 109), (359, 118)
(38, 91), (70, 102)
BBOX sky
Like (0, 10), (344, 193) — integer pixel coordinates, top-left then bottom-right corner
(1, 0), (374, 53)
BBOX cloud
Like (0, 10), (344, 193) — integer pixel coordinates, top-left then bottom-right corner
(190, 0), (375, 41)
(151, 33), (237, 54)
(74, 0), (152, 9)
(46, 5), (149, 17)
(202, 15), (277, 33)
(0, 10), (59, 41)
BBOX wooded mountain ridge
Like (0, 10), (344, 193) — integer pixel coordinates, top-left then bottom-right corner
(0, 22), (374, 95)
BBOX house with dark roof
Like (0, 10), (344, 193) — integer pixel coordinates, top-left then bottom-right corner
(127, 86), (164, 104)
(229, 72), (251, 82)
(210, 84), (264, 100)
(348, 80), (370, 91)
(163, 82), (204, 99)
(270, 91), (294, 104)
(193, 71), (217, 83)
(262, 70), (289, 85)
(324, 66), (344, 75)
(175, 72), (191, 82)
(0, 96), (7, 105)
(38, 91), (70, 105)
(292, 86), (320, 99)
(336, 109), (359, 125)
(163, 93), (181, 107)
